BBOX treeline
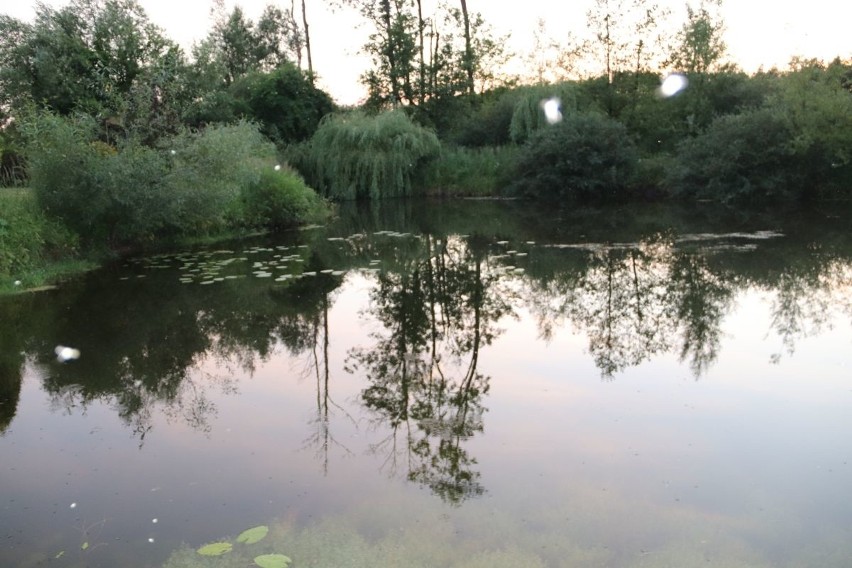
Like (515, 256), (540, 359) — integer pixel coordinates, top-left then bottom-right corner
(1, 0), (851, 287)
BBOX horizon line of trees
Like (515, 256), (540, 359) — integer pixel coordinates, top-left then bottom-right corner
(0, 0), (850, 208)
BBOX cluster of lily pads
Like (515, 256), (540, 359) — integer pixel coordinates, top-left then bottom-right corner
(120, 245), (326, 286)
(197, 525), (290, 568)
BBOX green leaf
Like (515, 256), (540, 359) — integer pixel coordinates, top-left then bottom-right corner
(254, 554), (292, 568)
(55, 551), (65, 559)
(81, 542), (89, 550)
(197, 542), (233, 556)
(237, 525), (269, 545)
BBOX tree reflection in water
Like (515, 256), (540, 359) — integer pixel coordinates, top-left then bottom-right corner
(1, 202), (851, 506)
(348, 234), (514, 503)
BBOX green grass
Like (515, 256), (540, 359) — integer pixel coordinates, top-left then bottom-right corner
(0, 188), (83, 293)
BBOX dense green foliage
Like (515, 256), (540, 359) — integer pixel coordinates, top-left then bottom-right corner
(0, 189), (78, 283)
(292, 110), (440, 200)
(0, 1), (336, 289)
(228, 65), (335, 144)
(187, 64), (335, 144)
(667, 108), (796, 202)
(0, 0), (180, 117)
(512, 113), (638, 202)
(418, 145), (517, 196)
(0, 0), (850, 291)
(21, 113), (327, 247)
(240, 165), (330, 230)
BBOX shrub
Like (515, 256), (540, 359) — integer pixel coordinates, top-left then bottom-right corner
(21, 112), (327, 246)
(418, 145), (519, 196)
(667, 108), (796, 202)
(240, 165), (330, 230)
(161, 121), (275, 235)
(292, 110), (440, 200)
(439, 90), (519, 147)
(768, 58), (852, 198)
(512, 112), (638, 202)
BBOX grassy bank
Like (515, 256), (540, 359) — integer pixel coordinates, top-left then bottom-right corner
(0, 188), (89, 294)
(1, 117), (333, 295)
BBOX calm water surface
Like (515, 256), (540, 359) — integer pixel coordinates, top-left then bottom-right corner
(1, 200), (851, 567)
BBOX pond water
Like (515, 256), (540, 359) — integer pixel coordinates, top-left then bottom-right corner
(1, 199), (851, 567)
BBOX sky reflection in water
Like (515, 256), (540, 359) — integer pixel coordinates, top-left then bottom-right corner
(1, 200), (851, 567)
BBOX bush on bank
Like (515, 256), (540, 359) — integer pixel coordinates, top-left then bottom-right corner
(240, 165), (330, 230)
(512, 112), (638, 203)
(20, 113), (329, 247)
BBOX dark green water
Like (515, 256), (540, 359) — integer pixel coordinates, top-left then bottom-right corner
(1, 199), (851, 567)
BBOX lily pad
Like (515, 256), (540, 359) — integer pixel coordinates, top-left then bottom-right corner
(237, 525), (269, 545)
(197, 542), (233, 556)
(254, 554), (292, 568)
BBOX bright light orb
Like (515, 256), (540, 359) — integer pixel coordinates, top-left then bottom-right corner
(540, 97), (563, 125)
(659, 74), (688, 98)
(274, 164), (281, 171)
(55, 345), (81, 363)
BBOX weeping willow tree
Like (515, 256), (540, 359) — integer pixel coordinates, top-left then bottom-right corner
(296, 110), (440, 200)
(509, 83), (580, 144)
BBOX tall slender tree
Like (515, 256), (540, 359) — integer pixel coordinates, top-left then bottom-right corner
(301, 0), (314, 79)
(668, 0), (726, 76)
(458, 0), (474, 95)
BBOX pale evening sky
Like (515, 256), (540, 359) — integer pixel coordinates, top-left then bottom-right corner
(4, 0), (850, 105)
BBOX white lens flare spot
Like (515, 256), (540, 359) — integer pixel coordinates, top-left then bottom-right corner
(14, 280), (22, 286)
(540, 97), (563, 125)
(274, 164), (281, 171)
(659, 74), (688, 98)
(148, 538), (155, 543)
(55, 346), (81, 363)
(69, 502), (77, 509)
(152, 518), (158, 524)
(170, 149), (176, 155)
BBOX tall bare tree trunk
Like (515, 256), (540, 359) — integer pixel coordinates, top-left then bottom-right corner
(380, 0), (401, 104)
(459, 0), (474, 95)
(301, 0), (314, 80)
(416, 0), (425, 105)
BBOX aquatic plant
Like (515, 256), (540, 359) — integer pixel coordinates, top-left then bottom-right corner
(253, 554), (292, 568)
(197, 542), (233, 556)
(237, 525), (269, 545)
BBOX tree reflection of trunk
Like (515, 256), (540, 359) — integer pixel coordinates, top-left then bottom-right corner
(308, 292), (353, 474)
(351, 236), (509, 503)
